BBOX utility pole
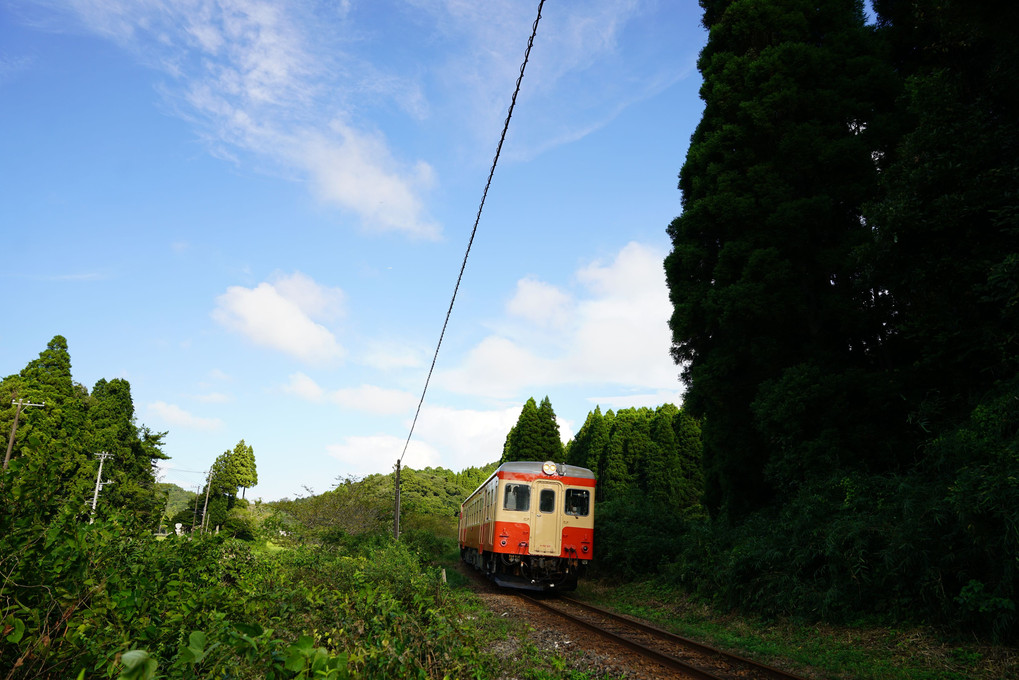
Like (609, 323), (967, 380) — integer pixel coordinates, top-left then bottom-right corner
(393, 459), (401, 540)
(89, 452), (114, 524)
(201, 468), (214, 533)
(191, 485), (201, 533)
(3, 398), (45, 471)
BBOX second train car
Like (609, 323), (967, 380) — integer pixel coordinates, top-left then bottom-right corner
(458, 461), (595, 591)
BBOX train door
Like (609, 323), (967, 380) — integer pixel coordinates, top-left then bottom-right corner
(485, 483), (496, 550)
(530, 480), (562, 556)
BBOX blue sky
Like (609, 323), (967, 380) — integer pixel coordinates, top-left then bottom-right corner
(0, 0), (708, 500)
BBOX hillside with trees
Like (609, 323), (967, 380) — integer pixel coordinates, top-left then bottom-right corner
(664, 0), (1019, 639)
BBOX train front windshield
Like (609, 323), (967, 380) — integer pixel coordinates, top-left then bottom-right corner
(565, 489), (590, 516)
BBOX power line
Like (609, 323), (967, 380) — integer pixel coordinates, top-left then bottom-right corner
(398, 0), (545, 467)
(157, 466), (208, 474)
(394, 0), (545, 539)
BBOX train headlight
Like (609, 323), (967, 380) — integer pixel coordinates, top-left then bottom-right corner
(541, 461), (557, 475)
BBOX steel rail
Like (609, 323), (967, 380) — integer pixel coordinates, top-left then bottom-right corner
(559, 596), (810, 680)
(518, 593), (722, 680)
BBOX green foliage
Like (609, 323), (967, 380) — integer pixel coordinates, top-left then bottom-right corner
(273, 475), (392, 544)
(501, 396), (565, 463)
(0, 469), (498, 679)
(566, 404), (702, 512)
(657, 380), (1019, 640)
(1, 336), (168, 524)
(565, 406), (611, 476)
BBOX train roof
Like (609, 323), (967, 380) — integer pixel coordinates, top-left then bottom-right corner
(462, 461), (596, 505)
(496, 461), (595, 479)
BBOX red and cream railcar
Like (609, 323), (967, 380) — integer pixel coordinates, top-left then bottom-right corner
(458, 461), (595, 591)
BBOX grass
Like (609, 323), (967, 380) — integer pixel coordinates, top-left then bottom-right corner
(575, 579), (1018, 680)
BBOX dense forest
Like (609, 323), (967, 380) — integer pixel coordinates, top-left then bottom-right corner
(664, 0), (1019, 639)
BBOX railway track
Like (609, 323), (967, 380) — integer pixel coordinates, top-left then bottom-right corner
(517, 593), (811, 680)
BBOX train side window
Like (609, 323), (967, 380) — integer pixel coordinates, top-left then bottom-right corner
(503, 483), (530, 511)
(539, 489), (555, 513)
(565, 489), (590, 516)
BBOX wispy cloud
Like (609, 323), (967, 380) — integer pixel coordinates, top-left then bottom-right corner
(0, 52), (32, 85)
(147, 401), (223, 430)
(417, 0), (698, 160)
(212, 271), (345, 364)
(17, 0), (699, 234)
(38, 0), (439, 238)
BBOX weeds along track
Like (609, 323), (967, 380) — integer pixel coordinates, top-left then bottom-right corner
(517, 593), (811, 680)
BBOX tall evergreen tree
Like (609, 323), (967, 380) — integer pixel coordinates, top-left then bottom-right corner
(536, 396), (565, 460)
(87, 378), (167, 522)
(230, 439), (258, 498)
(664, 0), (893, 518)
(500, 397), (564, 463)
(565, 406), (610, 474)
(14, 336), (92, 501)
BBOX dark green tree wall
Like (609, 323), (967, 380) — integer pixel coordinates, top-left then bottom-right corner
(864, 0), (1019, 431)
(659, 0), (1019, 635)
(664, 0), (895, 519)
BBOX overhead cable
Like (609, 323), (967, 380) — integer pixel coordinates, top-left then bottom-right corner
(398, 0), (546, 463)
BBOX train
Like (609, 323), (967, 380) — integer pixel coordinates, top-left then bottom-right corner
(458, 460), (595, 591)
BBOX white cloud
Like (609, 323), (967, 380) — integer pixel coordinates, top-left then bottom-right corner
(273, 270), (346, 320)
(564, 242), (677, 385)
(326, 434), (439, 477)
(412, 403), (574, 471)
(419, 0), (693, 159)
(329, 385), (418, 415)
(192, 392), (232, 404)
(360, 343), (423, 371)
(283, 372), (325, 401)
(284, 373), (417, 415)
(212, 272), (345, 364)
(147, 401), (223, 431)
(440, 336), (556, 399)
(326, 403), (530, 477)
(28, 1), (700, 235)
(439, 241), (678, 396)
(507, 276), (572, 329)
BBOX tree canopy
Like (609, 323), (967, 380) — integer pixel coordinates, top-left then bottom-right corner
(500, 396), (565, 463)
